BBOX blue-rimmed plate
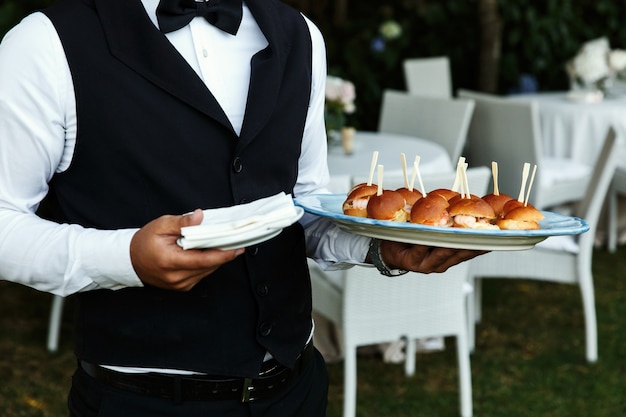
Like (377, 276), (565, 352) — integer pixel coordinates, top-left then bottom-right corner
(295, 194), (589, 251)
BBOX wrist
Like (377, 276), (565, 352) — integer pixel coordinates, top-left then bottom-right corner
(367, 238), (408, 277)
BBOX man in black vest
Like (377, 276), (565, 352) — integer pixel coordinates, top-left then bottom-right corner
(0, 0), (482, 415)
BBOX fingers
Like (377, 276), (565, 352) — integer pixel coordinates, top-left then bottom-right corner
(380, 240), (488, 274)
(130, 211), (245, 291)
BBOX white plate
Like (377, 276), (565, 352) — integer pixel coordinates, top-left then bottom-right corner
(294, 194), (589, 251)
(197, 228), (284, 250)
(178, 206), (304, 250)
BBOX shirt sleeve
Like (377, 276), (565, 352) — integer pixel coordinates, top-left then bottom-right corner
(0, 13), (142, 296)
(295, 16), (371, 269)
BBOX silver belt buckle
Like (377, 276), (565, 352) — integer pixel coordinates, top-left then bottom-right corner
(241, 377), (255, 403)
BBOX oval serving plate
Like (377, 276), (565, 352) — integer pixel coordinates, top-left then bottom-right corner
(295, 194), (589, 251)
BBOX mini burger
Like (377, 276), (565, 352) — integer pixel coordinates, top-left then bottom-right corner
(448, 193), (481, 207)
(497, 205), (544, 230)
(448, 197), (499, 229)
(395, 187), (424, 215)
(501, 198), (538, 217)
(429, 188), (460, 201)
(410, 194), (452, 227)
(482, 193), (514, 218)
(342, 184), (378, 217)
(367, 189), (409, 222)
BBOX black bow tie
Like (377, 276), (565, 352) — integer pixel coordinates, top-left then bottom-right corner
(156, 0), (243, 35)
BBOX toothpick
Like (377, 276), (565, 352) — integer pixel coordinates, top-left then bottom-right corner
(414, 156), (426, 198)
(517, 163), (530, 202)
(452, 156), (466, 192)
(400, 153), (409, 190)
(367, 151), (379, 186)
(524, 164), (537, 207)
(377, 164), (384, 196)
(492, 161), (500, 195)
(463, 164), (472, 198)
(409, 160), (418, 192)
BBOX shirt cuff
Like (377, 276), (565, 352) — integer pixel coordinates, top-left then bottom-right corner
(78, 228), (143, 290)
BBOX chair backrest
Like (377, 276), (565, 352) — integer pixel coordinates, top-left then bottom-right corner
(574, 128), (619, 251)
(457, 89), (543, 201)
(403, 56), (452, 98)
(378, 90), (475, 163)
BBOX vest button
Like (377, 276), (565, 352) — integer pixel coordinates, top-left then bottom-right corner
(259, 321), (272, 337)
(256, 283), (269, 296)
(232, 157), (243, 173)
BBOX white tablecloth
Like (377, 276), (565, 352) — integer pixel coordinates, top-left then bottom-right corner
(509, 92), (626, 167)
(326, 131), (454, 193)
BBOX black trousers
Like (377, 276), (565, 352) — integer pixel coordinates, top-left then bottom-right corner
(67, 349), (328, 417)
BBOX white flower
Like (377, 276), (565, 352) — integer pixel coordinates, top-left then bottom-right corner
(609, 49), (626, 72)
(572, 49), (610, 84)
(325, 75), (356, 114)
(379, 20), (402, 40)
(567, 37), (625, 85)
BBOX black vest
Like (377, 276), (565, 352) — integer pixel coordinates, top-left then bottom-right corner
(43, 0), (313, 376)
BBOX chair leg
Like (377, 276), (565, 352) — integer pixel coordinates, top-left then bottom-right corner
(456, 333), (473, 417)
(343, 346), (358, 417)
(464, 280), (475, 353)
(607, 186), (618, 253)
(473, 278), (482, 324)
(47, 295), (64, 353)
(404, 337), (416, 376)
(578, 271), (598, 363)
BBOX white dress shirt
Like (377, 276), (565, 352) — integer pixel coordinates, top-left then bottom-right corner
(0, 0), (370, 297)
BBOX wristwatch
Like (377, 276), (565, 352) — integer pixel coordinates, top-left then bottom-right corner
(368, 238), (409, 277)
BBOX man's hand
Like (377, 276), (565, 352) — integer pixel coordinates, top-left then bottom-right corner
(378, 240), (487, 274)
(130, 209), (244, 291)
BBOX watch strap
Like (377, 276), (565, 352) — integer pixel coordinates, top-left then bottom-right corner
(368, 238), (409, 277)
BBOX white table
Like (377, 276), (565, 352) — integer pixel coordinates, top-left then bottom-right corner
(509, 92), (626, 166)
(326, 131), (454, 193)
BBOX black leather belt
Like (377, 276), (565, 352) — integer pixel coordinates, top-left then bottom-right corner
(79, 342), (313, 403)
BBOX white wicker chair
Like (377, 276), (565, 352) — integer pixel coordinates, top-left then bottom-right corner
(403, 56), (452, 98)
(309, 261), (473, 417)
(468, 128), (619, 363)
(378, 89), (475, 164)
(458, 89), (592, 210)
(310, 167), (491, 417)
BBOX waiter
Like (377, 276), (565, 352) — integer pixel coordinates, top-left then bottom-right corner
(0, 0), (482, 415)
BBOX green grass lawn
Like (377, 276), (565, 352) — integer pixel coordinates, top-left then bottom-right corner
(1, 245), (625, 417)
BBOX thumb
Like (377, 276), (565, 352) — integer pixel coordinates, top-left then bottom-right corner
(181, 209), (204, 228)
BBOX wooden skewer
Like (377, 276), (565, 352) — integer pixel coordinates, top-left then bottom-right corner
(524, 164), (537, 207)
(414, 156), (426, 198)
(517, 163), (530, 202)
(367, 151), (379, 186)
(452, 157), (466, 192)
(492, 161), (500, 196)
(409, 160), (418, 193)
(400, 153), (410, 190)
(462, 164), (472, 198)
(377, 165), (384, 196)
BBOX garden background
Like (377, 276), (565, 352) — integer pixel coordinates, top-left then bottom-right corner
(4, 0), (626, 130)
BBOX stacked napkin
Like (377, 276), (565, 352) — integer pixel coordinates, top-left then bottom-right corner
(178, 192), (303, 250)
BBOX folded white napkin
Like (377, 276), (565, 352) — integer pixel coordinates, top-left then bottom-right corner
(178, 192), (302, 250)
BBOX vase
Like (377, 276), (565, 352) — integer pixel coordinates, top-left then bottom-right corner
(341, 126), (355, 155)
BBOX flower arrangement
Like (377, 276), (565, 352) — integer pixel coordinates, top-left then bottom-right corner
(566, 37), (626, 94)
(325, 75), (356, 136)
(371, 19), (403, 53)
